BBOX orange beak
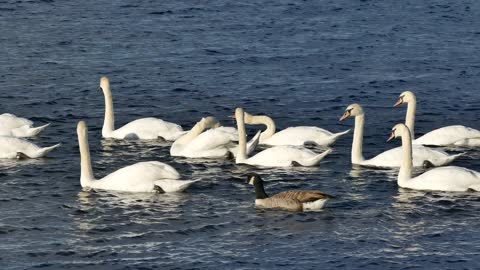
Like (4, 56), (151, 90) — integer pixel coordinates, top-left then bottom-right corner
(393, 97), (403, 107)
(387, 131), (396, 142)
(339, 111), (350, 122)
(228, 115), (235, 119)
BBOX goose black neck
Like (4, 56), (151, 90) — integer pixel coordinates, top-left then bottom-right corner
(254, 181), (269, 199)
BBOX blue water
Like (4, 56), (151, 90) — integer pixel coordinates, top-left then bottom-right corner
(1, 0), (480, 269)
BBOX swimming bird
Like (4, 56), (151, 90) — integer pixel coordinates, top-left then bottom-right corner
(99, 77), (185, 140)
(394, 90), (480, 146)
(235, 108), (331, 167)
(236, 110), (349, 146)
(0, 136), (60, 159)
(246, 173), (332, 211)
(339, 103), (462, 168)
(388, 123), (480, 191)
(77, 120), (197, 193)
(0, 113), (50, 137)
(170, 116), (259, 159)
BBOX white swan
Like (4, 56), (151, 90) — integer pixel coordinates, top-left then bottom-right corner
(394, 91), (480, 146)
(235, 108), (331, 167)
(388, 123), (480, 191)
(238, 111), (350, 146)
(170, 116), (259, 159)
(0, 113), (50, 137)
(99, 77), (185, 140)
(77, 121), (196, 193)
(0, 136), (60, 159)
(339, 104), (462, 168)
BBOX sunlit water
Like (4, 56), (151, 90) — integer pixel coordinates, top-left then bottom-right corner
(1, 0), (480, 269)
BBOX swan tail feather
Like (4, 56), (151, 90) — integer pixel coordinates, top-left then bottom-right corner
(246, 130), (261, 155)
(34, 143), (61, 158)
(443, 152), (465, 165)
(296, 149), (332, 167)
(333, 129), (351, 139)
(13, 123), (51, 137)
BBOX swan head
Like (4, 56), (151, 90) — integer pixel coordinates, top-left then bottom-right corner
(246, 173), (262, 185)
(234, 107), (245, 121)
(77, 120), (88, 138)
(387, 123), (409, 142)
(394, 90), (416, 107)
(339, 103), (363, 121)
(243, 111), (254, 124)
(201, 116), (220, 128)
(98, 76), (110, 92)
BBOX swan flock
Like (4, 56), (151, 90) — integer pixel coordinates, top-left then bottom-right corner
(2, 77), (479, 211)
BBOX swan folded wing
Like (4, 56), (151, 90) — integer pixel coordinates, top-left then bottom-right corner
(365, 145), (454, 167)
(115, 118), (183, 140)
(212, 126), (238, 141)
(154, 179), (197, 193)
(263, 126), (334, 146)
(414, 125), (480, 146)
(187, 129), (234, 151)
(0, 136), (41, 158)
(0, 113), (33, 129)
(96, 161), (180, 192)
(272, 190), (331, 203)
(246, 146), (320, 167)
(408, 166), (480, 192)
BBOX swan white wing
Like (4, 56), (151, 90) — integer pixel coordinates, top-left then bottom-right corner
(93, 161), (180, 192)
(262, 126), (348, 146)
(245, 146), (329, 167)
(0, 136), (40, 158)
(112, 118), (184, 140)
(154, 179), (198, 193)
(362, 145), (459, 168)
(405, 166), (480, 191)
(0, 113), (33, 130)
(414, 125), (480, 146)
(211, 126), (238, 141)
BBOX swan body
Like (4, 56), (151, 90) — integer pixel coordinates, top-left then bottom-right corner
(389, 123), (480, 192)
(0, 136), (60, 159)
(0, 113), (50, 137)
(235, 108), (331, 167)
(170, 117), (259, 159)
(394, 91), (480, 146)
(247, 173), (331, 211)
(77, 121), (196, 193)
(243, 111), (349, 146)
(99, 77), (185, 140)
(339, 103), (462, 168)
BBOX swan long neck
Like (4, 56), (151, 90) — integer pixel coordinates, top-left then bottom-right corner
(352, 114), (365, 163)
(248, 115), (276, 143)
(398, 127), (413, 185)
(102, 85), (115, 136)
(174, 120), (207, 145)
(405, 98), (416, 139)
(236, 112), (248, 162)
(78, 128), (94, 187)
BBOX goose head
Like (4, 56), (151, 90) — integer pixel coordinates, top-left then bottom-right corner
(246, 173), (262, 185)
(393, 91), (415, 107)
(98, 76), (110, 92)
(339, 103), (364, 122)
(387, 123), (408, 142)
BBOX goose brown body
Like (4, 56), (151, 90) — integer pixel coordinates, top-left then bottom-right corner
(247, 173), (331, 212)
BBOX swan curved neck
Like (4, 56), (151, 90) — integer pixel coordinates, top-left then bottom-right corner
(247, 115), (276, 143)
(78, 132), (94, 187)
(352, 114), (365, 163)
(405, 98), (416, 139)
(174, 120), (207, 145)
(398, 128), (413, 185)
(102, 86), (115, 136)
(254, 181), (269, 199)
(236, 113), (248, 163)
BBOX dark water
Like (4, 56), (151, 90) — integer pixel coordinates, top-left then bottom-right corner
(1, 0), (480, 269)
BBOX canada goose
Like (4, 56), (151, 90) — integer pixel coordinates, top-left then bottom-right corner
(246, 173), (332, 211)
